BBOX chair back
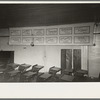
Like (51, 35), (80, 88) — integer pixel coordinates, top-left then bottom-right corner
(18, 63), (31, 73)
(32, 64), (44, 73)
(62, 68), (73, 75)
(49, 66), (61, 75)
(31, 64), (38, 72)
(49, 66), (55, 74)
(18, 66), (25, 72)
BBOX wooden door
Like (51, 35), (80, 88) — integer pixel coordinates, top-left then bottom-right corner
(61, 49), (72, 73)
(73, 49), (81, 72)
(0, 51), (14, 68)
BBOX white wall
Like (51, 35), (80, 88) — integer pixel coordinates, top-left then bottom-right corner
(89, 34), (100, 77)
(0, 36), (87, 72)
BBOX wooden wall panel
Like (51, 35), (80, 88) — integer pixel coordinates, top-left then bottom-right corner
(73, 49), (81, 71)
(66, 49), (72, 69)
(61, 49), (66, 72)
(0, 51), (14, 67)
(61, 49), (72, 73)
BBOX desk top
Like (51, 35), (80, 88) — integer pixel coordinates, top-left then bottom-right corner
(51, 67), (61, 71)
(77, 70), (88, 74)
(34, 65), (44, 69)
(20, 64), (31, 68)
(61, 75), (74, 82)
(24, 72), (36, 77)
(40, 73), (51, 79)
(8, 70), (20, 74)
(64, 69), (73, 73)
(7, 63), (19, 68)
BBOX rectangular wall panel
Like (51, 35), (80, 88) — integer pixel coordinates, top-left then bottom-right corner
(9, 22), (94, 45)
(66, 49), (72, 69)
(61, 49), (72, 73)
(73, 49), (81, 71)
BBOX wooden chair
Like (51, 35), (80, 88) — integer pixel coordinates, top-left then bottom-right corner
(62, 68), (74, 76)
(18, 63), (31, 73)
(60, 74), (74, 82)
(38, 73), (52, 82)
(31, 64), (44, 74)
(74, 69), (88, 77)
(58, 69), (75, 82)
(2, 63), (20, 81)
(5, 63), (20, 82)
(18, 63), (31, 82)
(7, 63), (19, 70)
(23, 64), (44, 82)
(49, 66), (61, 76)
(39, 66), (61, 82)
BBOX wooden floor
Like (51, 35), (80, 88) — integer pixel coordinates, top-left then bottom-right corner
(0, 73), (99, 82)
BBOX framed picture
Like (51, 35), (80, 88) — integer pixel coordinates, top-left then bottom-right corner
(74, 26), (90, 34)
(74, 36), (90, 43)
(22, 37), (32, 43)
(32, 29), (45, 36)
(22, 29), (32, 36)
(59, 36), (72, 44)
(34, 37), (44, 44)
(9, 37), (21, 45)
(46, 37), (58, 44)
(46, 28), (58, 35)
(10, 30), (21, 36)
(59, 27), (72, 35)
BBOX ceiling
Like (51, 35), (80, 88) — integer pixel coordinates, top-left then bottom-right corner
(0, 4), (100, 28)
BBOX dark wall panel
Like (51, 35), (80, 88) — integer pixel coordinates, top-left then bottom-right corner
(73, 49), (81, 72)
(61, 49), (66, 72)
(0, 51), (14, 68)
(66, 49), (72, 69)
(61, 49), (72, 73)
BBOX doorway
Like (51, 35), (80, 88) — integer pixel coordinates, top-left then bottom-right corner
(0, 51), (14, 68)
(61, 49), (81, 73)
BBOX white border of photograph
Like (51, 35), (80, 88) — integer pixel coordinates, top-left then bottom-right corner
(0, 1), (100, 99)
